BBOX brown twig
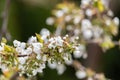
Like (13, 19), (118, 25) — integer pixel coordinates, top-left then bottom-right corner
(0, 0), (11, 40)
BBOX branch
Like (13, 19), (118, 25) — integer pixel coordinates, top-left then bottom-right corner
(0, 0), (11, 40)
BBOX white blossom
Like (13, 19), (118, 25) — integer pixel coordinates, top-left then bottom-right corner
(73, 51), (83, 58)
(48, 36), (64, 49)
(75, 70), (87, 79)
(46, 17), (55, 25)
(56, 64), (66, 75)
(83, 29), (93, 40)
(59, 48), (64, 53)
(81, 19), (92, 31)
(81, 0), (91, 5)
(73, 16), (81, 24)
(55, 10), (64, 17)
(32, 43), (43, 54)
(36, 54), (41, 60)
(48, 62), (57, 69)
(73, 45), (86, 58)
(62, 7), (69, 13)
(28, 36), (37, 43)
(18, 57), (28, 65)
(42, 55), (47, 61)
(64, 57), (73, 65)
(88, 77), (94, 80)
(38, 63), (46, 73)
(86, 9), (93, 17)
(32, 69), (37, 76)
(93, 27), (103, 38)
(113, 17), (119, 26)
(74, 29), (80, 36)
(65, 15), (72, 22)
(25, 47), (32, 55)
(66, 25), (73, 31)
(13, 40), (21, 47)
(107, 10), (113, 17)
(0, 64), (8, 72)
(102, 0), (109, 8)
(40, 28), (50, 37)
(105, 19), (111, 26)
(15, 47), (22, 53)
(0, 43), (4, 51)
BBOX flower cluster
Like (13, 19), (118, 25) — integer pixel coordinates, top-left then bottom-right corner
(46, 0), (119, 50)
(0, 0), (119, 80)
(0, 29), (83, 79)
(45, 0), (120, 79)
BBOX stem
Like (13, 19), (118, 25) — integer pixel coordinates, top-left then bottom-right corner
(0, 0), (11, 40)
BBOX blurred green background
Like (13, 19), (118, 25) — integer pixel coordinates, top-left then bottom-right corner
(0, 0), (120, 80)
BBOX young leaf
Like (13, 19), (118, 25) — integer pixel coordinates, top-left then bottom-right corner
(35, 33), (44, 43)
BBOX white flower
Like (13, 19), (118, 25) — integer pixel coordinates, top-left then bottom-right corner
(18, 57), (28, 65)
(73, 45), (86, 58)
(37, 67), (43, 73)
(46, 17), (55, 25)
(113, 17), (119, 26)
(81, 19), (92, 31)
(36, 54), (41, 60)
(105, 19), (111, 26)
(81, 0), (91, 5)
(25, 47), (32, 55)
(32, 43), (43, 54)
(40, 28), (50, 37)
(62, 7), (68, 13)
(56, 64), (66, 75)
(88, 77), (93, 80)
(66, 25), (73, 31)
(20, 42), (26, 49)
(40, 28), (50, 43)
(59, 48), (64, 53)
(102, 0), (109, 8)
(13, 40), (21, 47)
(42, 55), (47, 61)
(48, 42), (56, 49)
(0, 64), (8, 72)
(48, 36), (64, 49)
(16, 47), (22, 53)
(0, 43), (4, 51)
(32, 63), (45, 76)
(83, 29), (93, 40)
(93, 27), (103, 38)
(75, 70), (87, 79)
(32, 69), (37, 76)
(65, 15), (72, 22)
(55, 36), (64, 46)
(73, 51), (83, 58)
(63, 34), (69, 40)
(73, 16), (81, 24)
(55, 10), (64, 17)
(107, 10), (113, 17)
(86, 9), (93, 17)
(64, 57), (73, 65)
(40, 63), (46, 69)
(48, 60), (57, 69)
(28, 36), (37, 43)
(83, 53), (88, 59)
(74, 29), (80, 36)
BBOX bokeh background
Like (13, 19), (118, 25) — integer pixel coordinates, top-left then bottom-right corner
(0, 0), (120, 80)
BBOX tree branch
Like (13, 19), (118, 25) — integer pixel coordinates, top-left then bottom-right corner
(0, 0), (11, 40)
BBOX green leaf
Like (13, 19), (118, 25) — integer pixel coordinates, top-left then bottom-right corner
(35, 33), (44, 43)
(101, 41), (115, 49)
(1, 37), (7, 43)
(94, 0), (104, 12)
(4, 45), (12, 52)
